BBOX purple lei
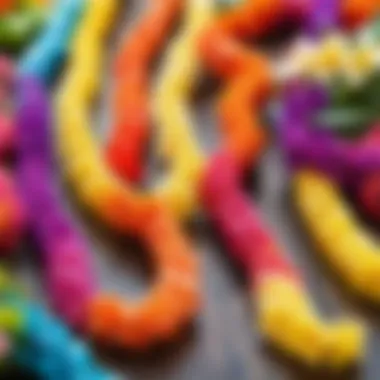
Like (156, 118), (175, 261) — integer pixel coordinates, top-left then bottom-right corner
(278, 80), (380, 186)
(277, 0), (380, 186)
(16, 76), (95, 329)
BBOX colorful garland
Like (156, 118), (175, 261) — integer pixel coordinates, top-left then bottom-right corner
(106, 0), (182, 182)
(108, 0), (308, 220)
(279, 74), (380, 303)
(294, 168), (380, 301)
(5, 0), (119, 375)
(151, 0), (212, 218)
(56, 0), (200, 349)
(104, 1), (361, 365)
(18, 0), (94, 329)
(105, 0), (367, 366)
(17, 75), (95, 327)
(202, 1), (368, 365)
(107, 0), (207, 220)
(197, 0), (364, 367)
(0, 0), (121, 377)
(273, 0), (380, 303)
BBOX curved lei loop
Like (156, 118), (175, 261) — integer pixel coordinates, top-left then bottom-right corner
(294, 170), (380, 301)
(152, 0), (212, 218)
(133, 0), (306, 220)
(56, 0), (200, 349)
(281, 80), (380, 302)
(277, 79), (380, 202)
(106, 0), (182, 182)
(198, 0), (364, 367)
(107, 0), (208, 220)
(0, 270), (118, 379)
(17, 0), (96, 328)
(17, 76), (96, 328)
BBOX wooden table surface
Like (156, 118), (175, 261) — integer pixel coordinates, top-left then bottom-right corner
(8, 1), (380, 379)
